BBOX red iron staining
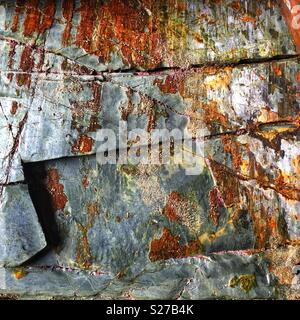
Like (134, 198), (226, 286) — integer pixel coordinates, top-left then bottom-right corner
(89, 82), (102, 113)
(245, 193), (284, 249)
(70, 82), (101, 135)
(7, 41), (17, 82)
(10, 102), (18, 115)
(230, 0), (242, 11)
(12, 0), (56, 37)
(209, 187), (225, 225)
(72, 135), (95, 154)
(36, 49), (45, 71)
(23, 0), (41, 36)
(76, 224), (93, 269)
(62, 0), (75, 46)
(39, 0), (56, 34)
(272, 62), (283, 77)
(163, 191), (183, 222)
(208, 159), (240, 207)
(240, 14), (257, 24)
(280, 0), (300, 54)
(88, 115), (101, 132)
(221, 135), (243, 170)
(81, 176), (89, 188)
(11, 0), (25, 32)
(202, 101), (230, 131)
(75, 0), (97, 53)
(120, 89), (134, 121)
(61, 58), (94, 75)
(75, 0), (164, 68)
(17, 45), (34, 87)
(149, 228), (201, 262)
(295, 72), (300, 82)
(154, 72), (186, 94)
(47, 168), (68, 211)
(147, 109), (157, 132)
(86, 202), (99, 226)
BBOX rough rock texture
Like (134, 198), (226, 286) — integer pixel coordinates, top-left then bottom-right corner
(0, 185), (46, 267)
(0, 0), (300, 300)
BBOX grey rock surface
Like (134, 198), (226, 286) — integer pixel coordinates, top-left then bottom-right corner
(0, 184), (46, 267)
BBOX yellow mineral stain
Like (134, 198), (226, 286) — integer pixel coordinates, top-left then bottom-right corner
(13, 268), (27, 280)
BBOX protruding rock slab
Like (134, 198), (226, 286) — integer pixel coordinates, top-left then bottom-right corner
(0, 0), (296, 71)
(0, 184), (46, 267)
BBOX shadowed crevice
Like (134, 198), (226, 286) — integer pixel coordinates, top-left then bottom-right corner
(22, 161), (61, 249)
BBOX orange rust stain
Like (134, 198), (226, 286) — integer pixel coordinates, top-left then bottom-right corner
(235, 181), (285, 249)
(256, 8), (263, 16)
(240, 14), (257, 24)
(191, 31), (204, 43)
(221, 135), (243, 170)
(10, 101), (18, 115)
(75, 0), (163, 68)
(266, 247), (300, 286)
(202, 101), (230, 130)
(75, 0), (97, 53)
(147, 108), (157, 132)
(14, 269), (27, 280)
(253, 161), (300, 202)
(149, 228), (201, 262)
(86, 202), (99, 227)
(208, 160), (240, 207)
(273, 177), (300, 201)
(39, 0), (56, 33)
(76, 224), (93, 269)
(23, 0), (40, 36)
(280, 0), (300, 54)
(205, 69), (232, 90)
(169, 0), (187, 11)
(7, 41), (17, 82)
(47, 168), (68, 211)
(11, 0), (24, 32)
(154, 73), (186, 94)
(70, 83), (101, 134)
(292, 155), (300, 175)
(267, 0), (278, 9)
(257, 106), (279, 123)
(17, 46), (34, 87)
(20, 0), (55, 36)
(88, 115), (101, 132)
(209, 187), (225, 225)
(163, 191), (183, 222)
(120, 89), (135, 121)
(272, 62), (283, 76)
(72, 135), (94, 154)
(82, 176), (89, 188)
(62, 0), (75, 46)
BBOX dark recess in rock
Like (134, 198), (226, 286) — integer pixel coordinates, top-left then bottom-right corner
(22, 161), (61, 249)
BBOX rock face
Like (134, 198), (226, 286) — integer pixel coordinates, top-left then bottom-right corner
(0, 185), (46, 267)
(0, 0), (300, 300)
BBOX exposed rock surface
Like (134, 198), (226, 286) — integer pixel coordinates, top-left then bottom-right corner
(0, 0), (299, 300)
(0, 185), (46, 267)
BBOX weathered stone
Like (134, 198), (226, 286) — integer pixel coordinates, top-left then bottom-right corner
(0, 184), (46, 267)
(0, 0), (295, 71)
(0, 0), (300, 300)
(0, 251), (278, 299)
